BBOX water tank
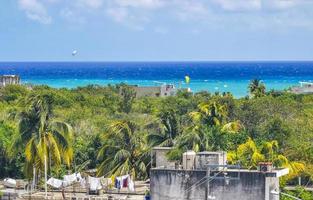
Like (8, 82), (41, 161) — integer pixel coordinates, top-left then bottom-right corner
(182, 151), (196, 170)
(195, 151), (227, 170)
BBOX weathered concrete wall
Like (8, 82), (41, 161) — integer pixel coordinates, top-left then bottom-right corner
(151, 169), (279, 200)
(152, 148), (175, 169)
(210, 171), (265, 200)
(151, 169), (207, 200)
(133, 86), (161, 97)
(265, 177), (279, 200)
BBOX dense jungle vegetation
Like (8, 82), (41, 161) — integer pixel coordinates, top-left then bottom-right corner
(0, 81), (312, 198)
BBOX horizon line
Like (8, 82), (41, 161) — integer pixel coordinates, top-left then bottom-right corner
(1, 60), (313, 63)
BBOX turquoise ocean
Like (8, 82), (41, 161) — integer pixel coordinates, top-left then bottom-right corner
(0, 61), (313, 97)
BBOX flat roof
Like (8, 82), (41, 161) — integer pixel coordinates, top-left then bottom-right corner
(196, 151), (226, 155)
(151, 168), (289, 178)
(0, 75), (19, 77)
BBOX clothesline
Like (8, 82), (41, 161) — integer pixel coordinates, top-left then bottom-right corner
(113, 175), (135, 192)
(46, 173), (135, 192)
(47, 172), (84, 189)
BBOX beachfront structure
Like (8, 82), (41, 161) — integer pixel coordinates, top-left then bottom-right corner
(150, 149), (289, 200)
(291, 82), (313, 94)
(0, 75), (21, 87)
(132, 84), (176, 97)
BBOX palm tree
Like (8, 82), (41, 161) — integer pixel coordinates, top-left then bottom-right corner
(176, 125), (222, 152)
(189, 101), (227, 127)
(221, 120), (245, 134)
(97, 120), (150, 179)
(228, 138), (305, 177)
(248, 79), (266, 98)
(16, 93), (73, 177)
(147, 110), (180, 147)
(232, 137), (265, 168)
(173, 101), (243, 153)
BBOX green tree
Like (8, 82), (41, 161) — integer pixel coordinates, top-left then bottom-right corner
(118, 84), (136, 113)
(189, 101), (227, 127)
(97, 120), (150, 179)
(0, 121), (24, 178)
(249, 79), (266, 98)
(0, 85), (29, 103)
(228, 138), (304, 178)
(173, 101), (243, 153)
(147, 110), (180, 147)
(16, 93), (73, 177)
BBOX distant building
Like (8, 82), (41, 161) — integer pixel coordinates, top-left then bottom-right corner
(150, 149), (289, 200)
(132, 84), (176, 97)
(0, 75), (21, 87)
(291, 82), (313, 94)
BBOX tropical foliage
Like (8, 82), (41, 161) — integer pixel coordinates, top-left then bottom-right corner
(97, 120), (150, 179)
(227, 138), (305, 179)
(15, 93), (73, 177)
(0, 82), (312, 191)
(249, 79), (266, 98)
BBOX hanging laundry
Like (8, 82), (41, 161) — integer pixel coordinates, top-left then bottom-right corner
(64, 173), (77, 183)
(3, 178), (16, 188)
(128, 178), (135, 192)
(114, 175), (135, 192)
(47, 178), (63, 189)
(63, 173), (84, 187)
(88, 176), (103, 191)
(115, 177), (121, 189)
(100, 177), (112, 188)
(122, 177), (128, 188)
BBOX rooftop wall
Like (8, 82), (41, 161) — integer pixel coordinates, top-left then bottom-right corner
(150, 169), (279, 200)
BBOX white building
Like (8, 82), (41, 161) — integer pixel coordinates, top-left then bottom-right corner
(132, 84), (177, 97)
(0, 75), (21, 87)
(291, 82), (313, 94)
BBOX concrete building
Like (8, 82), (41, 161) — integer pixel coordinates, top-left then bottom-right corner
(151, 147), (176, 169)
(150, 149), (289, 200)
(0, 75), (21, 87)
(291, 82), (313, 94)
(132, 84), (176, 97)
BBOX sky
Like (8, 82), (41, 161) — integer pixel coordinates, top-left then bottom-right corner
(1, 0), (313, 61)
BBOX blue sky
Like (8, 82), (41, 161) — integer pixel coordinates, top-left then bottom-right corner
(1, 0), (313, 61)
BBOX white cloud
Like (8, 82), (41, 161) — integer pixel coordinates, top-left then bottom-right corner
(105, 0), (163, 30)
(106, 7), (129, 22)
(212, 0), (261, 11)
(18, 0), (52, 24)
(211, 0), (311, 11)
(77, 0), (104, 9)
(16, 0), (313, 31)
(60, 8), (86, 24)
(262, 0), (307, 10)
(113, 0), (165, 9)
(174, 0), (208, 21)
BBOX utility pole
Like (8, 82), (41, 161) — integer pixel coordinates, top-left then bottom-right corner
(206, 167), (210, 200)
(44, 155), (47, 199)
(32, 167), (36, 192)
(206, 165), (216, 200)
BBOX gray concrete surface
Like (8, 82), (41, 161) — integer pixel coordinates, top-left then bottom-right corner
(150, 169), (282, 200)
